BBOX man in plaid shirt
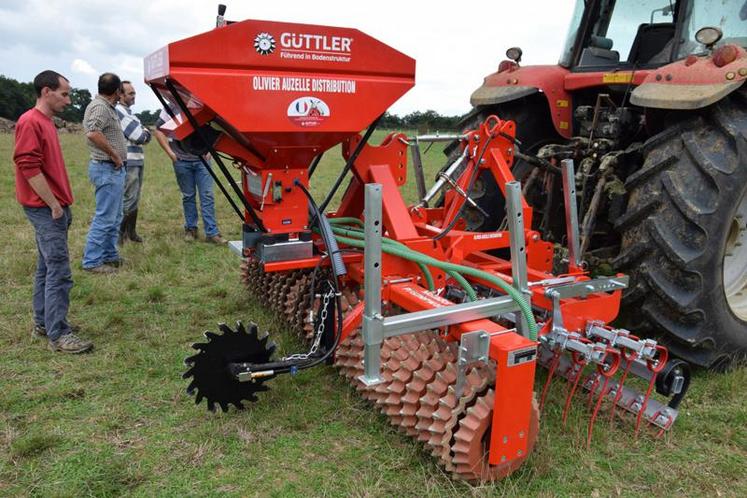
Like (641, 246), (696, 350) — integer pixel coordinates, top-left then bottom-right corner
(116, 81), (151, 243)
(81, 72), (128, 273)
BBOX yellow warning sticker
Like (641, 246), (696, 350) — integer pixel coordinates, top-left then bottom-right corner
(559, 121), (569, 130)
(556, 99), (569, 108)
(603, 72), (634, 84)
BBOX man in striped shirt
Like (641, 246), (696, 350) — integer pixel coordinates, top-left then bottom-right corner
(81, 72), (128, 273)
(116, 81), (151, 243)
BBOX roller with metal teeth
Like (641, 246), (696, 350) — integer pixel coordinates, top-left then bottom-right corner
(234, 264), (536, 481)
(449, 390), (539, 481)
(285, 275), (313, 335)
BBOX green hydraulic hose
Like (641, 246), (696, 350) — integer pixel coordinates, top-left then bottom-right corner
(329, 228), (538, 340)
(329, 217), (364, 227)
(328, 225), (436, 292)
(329, 225), (476, 300)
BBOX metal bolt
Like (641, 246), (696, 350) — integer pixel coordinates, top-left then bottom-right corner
(501, 456), (507, 463)
(517, 450), (523, 457)
(503, 436), (508, 444)
(726, 72), (736, 81)
(739, 68), (747, 77)
(519, 431), (525, 439)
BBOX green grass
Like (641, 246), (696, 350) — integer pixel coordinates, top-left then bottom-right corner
(0, 132), (746, 497)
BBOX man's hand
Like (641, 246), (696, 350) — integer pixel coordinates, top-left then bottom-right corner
(154, 128), (178, 164)
(51, 204), (64, 219)
(111, 151), (124, 168)
(27, 173), (64, 217)
(86, 131), (123, 168)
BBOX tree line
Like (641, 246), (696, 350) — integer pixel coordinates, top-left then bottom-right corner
(0, 75), (463, 131)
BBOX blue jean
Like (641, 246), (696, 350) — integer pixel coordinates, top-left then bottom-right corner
(123, 163), (144, 215)
(82, 160), (125, 268)
(173, 159), (219, 237)
(24, 206), (74, 342)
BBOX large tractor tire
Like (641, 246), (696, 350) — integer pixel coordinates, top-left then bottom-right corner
(614, 89), (747, 368)
(445, 94), (562, 232)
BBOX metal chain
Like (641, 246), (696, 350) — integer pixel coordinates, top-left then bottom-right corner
(282, 284), (335, 362)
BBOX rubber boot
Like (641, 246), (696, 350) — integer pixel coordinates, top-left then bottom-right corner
(128, 209), (143, 243)
(118, 213), (130, 245)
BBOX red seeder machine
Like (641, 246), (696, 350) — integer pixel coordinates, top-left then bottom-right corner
(146, 7), (690, 481)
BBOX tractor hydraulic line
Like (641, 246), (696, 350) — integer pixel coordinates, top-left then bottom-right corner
(326, 223), (442, 294)
(234, 279), (344, 377)
(296, 180), (346, 278)
(325, 221), (435, 291)
(514, 151), (561, 174)
(307, 153), (324, 179)
(164, 79), (266, 231)
(317, 114), (383, 215)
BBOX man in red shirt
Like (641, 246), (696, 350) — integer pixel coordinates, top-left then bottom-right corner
(13, 70), (93, 353)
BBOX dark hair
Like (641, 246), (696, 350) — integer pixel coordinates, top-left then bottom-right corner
(33, 70), (68, 97)
(98, 72), (121, 96)
(120, 80), (132, 93)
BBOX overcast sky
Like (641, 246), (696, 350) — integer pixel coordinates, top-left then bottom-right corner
(0, 0), (575, 116)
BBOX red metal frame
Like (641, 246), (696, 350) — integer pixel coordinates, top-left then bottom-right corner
(322, 116), (626, 465)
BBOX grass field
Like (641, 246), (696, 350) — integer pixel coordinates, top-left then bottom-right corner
(0, 132), (746, 497)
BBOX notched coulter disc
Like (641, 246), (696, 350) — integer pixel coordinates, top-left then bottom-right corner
(183, 321), (276, 412)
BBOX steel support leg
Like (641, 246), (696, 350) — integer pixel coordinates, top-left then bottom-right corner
(359, 183), (384, 386)
(506, 181), (531, 337)
(561, 159), (582, 270)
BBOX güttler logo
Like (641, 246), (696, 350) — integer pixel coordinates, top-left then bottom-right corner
(254, 32), (276, 55)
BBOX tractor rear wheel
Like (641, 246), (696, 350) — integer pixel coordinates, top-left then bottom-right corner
(614, 89), (747, 368)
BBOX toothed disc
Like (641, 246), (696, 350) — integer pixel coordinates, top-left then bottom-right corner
(183, 320), (276, 412)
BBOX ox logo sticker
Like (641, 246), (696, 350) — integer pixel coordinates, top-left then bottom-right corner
(254, 32), (276, 55)
(287, 97), (330, 128)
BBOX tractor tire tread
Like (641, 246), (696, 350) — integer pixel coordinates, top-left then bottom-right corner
(614, 88), (747, 368)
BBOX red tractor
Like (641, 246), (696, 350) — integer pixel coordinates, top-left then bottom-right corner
(459, 0), (747, 369)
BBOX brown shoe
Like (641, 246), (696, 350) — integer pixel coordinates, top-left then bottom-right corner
(184, 228), (197, 242)
(48, 333), (93, 354)
(206, 234), (227, 245)
(84, 264), (117, 274)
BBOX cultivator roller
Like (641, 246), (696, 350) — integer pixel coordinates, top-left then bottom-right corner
(147, 8), (690, 483)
